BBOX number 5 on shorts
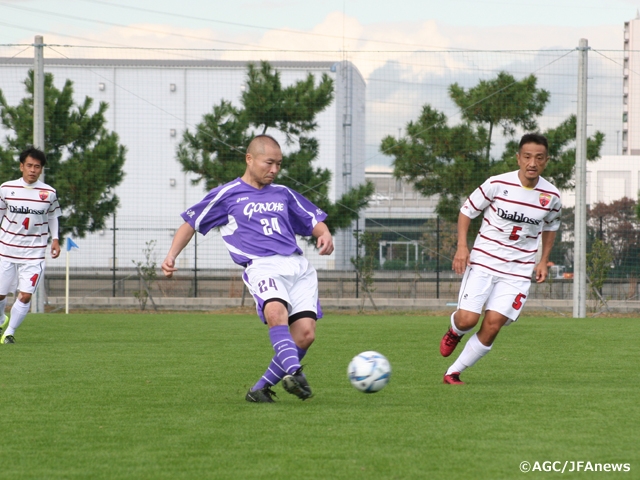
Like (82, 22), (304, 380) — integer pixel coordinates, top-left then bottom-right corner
(512, 293), (526, 310)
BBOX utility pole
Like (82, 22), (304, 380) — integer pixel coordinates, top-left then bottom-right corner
(32, 35), (46, 314)
(573, 38), (589, 319)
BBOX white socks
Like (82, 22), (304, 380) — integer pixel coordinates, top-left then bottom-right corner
(5, 300), (30, 336)
(450, 311), (473, 336)
(446, 333), (492, 375)
(0, 298), (7, 319)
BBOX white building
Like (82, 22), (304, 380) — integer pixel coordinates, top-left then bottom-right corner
(0, 58), (366, 271)
(561, 155), (640, 208)
(623, 14), (640, 155)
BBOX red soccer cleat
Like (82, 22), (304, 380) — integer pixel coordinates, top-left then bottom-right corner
(440, 328), (463, 357)
(443, 372), (464, 385)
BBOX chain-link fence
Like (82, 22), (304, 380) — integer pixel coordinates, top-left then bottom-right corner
(0, 43), (636, 310)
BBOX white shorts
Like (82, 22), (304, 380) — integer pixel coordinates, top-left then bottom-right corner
(0, 259), (45, 295)
(242, 255), (321, 324)
(457, 266), (531, 323)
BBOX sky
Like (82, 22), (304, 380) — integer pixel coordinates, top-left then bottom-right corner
(0, 0), (636, 52)
(0, 0), (636, 170)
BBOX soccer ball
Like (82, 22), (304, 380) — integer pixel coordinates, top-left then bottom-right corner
(347, 351), (391, 393)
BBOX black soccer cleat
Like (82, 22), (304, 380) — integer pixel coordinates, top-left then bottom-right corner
(282, 367), (313, 400)
(246, 385), (277, 403)
(1, 334), (16, 344)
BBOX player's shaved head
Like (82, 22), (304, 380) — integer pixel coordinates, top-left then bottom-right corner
(247, 134), (281, 156)
(243, 134), (283, 189)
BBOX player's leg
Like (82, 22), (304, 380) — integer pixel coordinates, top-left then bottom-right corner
(262, 299), (304, 375)
(440, 266), (488, 357)
(2, 262), (41, 344)
(246, 315), (315, 402)
(243, 257), (304, 402)
(280, 316), (316, 400)
(2, 292), (32, 344)
(0, 294), (8, 337)
(444, 276), (530, 384)
(245, 299), (291, 403)
(286, 258), (320, 354)
(279, 257), (319, 400)
(243, 257), (302, 374)
(476, 310), (510, 346)
(441, 309), (480, 357)
(444, 310), (509, 384)
(0, 260), (17, 336)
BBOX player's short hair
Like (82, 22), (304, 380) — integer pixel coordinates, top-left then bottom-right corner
(19, 147), (47, 166)
(247, 134), (281, 156)
(519, 133), (548, 154)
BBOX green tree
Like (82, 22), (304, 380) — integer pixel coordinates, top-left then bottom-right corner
(591, 197), (640, 278)
(351, 231), (381, 311)
(132, 240), (158, 311)
(382, 72), (605, 224)
(586, 238), (614, 312)
(0, 71), (126, 239)
(177, 61), (374, 233)
(449, 72), (550, 161)
(493, 115), (604, 190)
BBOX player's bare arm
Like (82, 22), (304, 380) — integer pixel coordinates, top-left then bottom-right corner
(452, 212), (472, 275)
(534, 230), (557, 283)
(50, 239), (60, 259)
(312, 222), (334, 256)
(161, 223), (196, 278)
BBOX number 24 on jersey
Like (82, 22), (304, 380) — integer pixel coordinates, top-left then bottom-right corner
(260, 217), (281, 236)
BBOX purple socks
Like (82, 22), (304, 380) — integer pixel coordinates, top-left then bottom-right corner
(251, 326), (306, 391)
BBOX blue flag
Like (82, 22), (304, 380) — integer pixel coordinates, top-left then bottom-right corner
(66, 238), (79, 251)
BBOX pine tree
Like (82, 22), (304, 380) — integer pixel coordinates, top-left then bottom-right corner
(382, 71), (604, 223)
(0, 70), (126, 238)
(177, 61), (373, 233)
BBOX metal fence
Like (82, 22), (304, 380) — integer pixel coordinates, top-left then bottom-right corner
(0, 42), (637, 311)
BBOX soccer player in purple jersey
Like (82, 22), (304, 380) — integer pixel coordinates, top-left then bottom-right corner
(161, 135), (334, 403)
(440, 133), (561, 385)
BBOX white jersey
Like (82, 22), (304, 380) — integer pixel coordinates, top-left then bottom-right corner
(461, 170), (561, 281)
(0, 178), (61, 263)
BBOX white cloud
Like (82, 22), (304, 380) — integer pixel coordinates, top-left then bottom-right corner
(7, 11), (623, 64)
(440, 24), (623, 50)
(3, 11), (623, 167)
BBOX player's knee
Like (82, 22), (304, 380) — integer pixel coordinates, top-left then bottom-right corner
(18, 292), (32, 304)
(478, 316), (506, 343)
(290, 318), (316, 349)
(263, 300), (288, 326)
(293, 326), (315, 349)
(454, 310), (480, 331)
(298, 334), (315, 350)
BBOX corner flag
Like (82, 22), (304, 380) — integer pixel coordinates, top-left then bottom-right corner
(65, 237), (79, 314)
(66, 238), (79, 251)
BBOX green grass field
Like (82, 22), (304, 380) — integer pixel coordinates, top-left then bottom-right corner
(0, 312), (638, 479)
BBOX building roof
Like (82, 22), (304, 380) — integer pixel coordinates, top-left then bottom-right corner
(0, 57), (338, 70)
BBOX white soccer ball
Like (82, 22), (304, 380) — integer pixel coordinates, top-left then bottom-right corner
(347, 351), (392, 393)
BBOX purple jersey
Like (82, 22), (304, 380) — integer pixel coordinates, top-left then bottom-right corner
(181, 178), (328, 266)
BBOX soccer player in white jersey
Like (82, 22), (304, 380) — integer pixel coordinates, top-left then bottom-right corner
(440, 133), (561, 384)
(161, 135), (334, 403)
(0, 147), (61, 344)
